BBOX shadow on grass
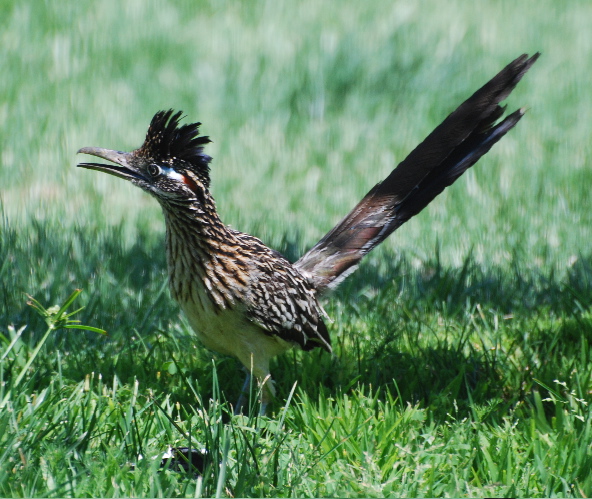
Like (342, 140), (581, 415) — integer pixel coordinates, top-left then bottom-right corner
(2, 219), (592, 421)
(273, 237), (592, 420)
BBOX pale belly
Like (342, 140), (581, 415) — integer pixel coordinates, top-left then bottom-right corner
(178, 296), (294, 379)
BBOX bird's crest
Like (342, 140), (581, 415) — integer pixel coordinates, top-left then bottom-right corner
(138, 109), (212, 177)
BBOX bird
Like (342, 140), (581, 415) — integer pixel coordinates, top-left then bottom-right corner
(78, 53), (538, 413)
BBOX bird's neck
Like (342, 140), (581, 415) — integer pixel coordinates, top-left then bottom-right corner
(161, 192), (238, 256)
(160, 195), (241, 306)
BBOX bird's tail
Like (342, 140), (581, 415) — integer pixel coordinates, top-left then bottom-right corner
(295, 53), (539, 293)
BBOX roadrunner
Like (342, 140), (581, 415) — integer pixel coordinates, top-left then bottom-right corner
(78, 53), (538, 410)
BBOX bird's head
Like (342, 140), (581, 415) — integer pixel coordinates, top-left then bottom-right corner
(77, 110), (212, 204)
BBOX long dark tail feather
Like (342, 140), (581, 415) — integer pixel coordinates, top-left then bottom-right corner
(295, 53), (539, 292)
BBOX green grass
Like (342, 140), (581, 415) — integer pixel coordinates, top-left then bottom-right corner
(2, 0), (592, 496)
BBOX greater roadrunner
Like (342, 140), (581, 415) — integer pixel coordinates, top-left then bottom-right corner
(78, 53), (538, 410)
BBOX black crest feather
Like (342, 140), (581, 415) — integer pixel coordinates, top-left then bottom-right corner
(139, 109), (212, 175)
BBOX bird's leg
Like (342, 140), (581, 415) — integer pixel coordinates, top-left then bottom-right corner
(258, 374), (275, 416)
(233, 368), (274, 416)
(234, 369), (252, 415)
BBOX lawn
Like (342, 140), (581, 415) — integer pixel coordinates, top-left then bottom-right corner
(1, 0), (592, 497)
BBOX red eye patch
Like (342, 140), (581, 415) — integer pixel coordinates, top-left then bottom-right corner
(182, 174), (200, 192)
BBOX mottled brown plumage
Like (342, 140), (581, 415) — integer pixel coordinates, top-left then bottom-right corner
(77, 53), (538, 410)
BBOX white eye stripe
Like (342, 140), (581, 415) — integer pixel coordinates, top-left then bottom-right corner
(160, 166), (186, 182)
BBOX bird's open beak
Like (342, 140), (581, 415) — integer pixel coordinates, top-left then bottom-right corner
(77, 147), (144, 181)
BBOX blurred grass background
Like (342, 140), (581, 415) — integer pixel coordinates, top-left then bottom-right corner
(2, 0), (592, 496)
(2, 0), (590, 266)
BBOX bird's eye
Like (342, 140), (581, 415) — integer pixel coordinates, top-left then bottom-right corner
(147, 164), (162, 177)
